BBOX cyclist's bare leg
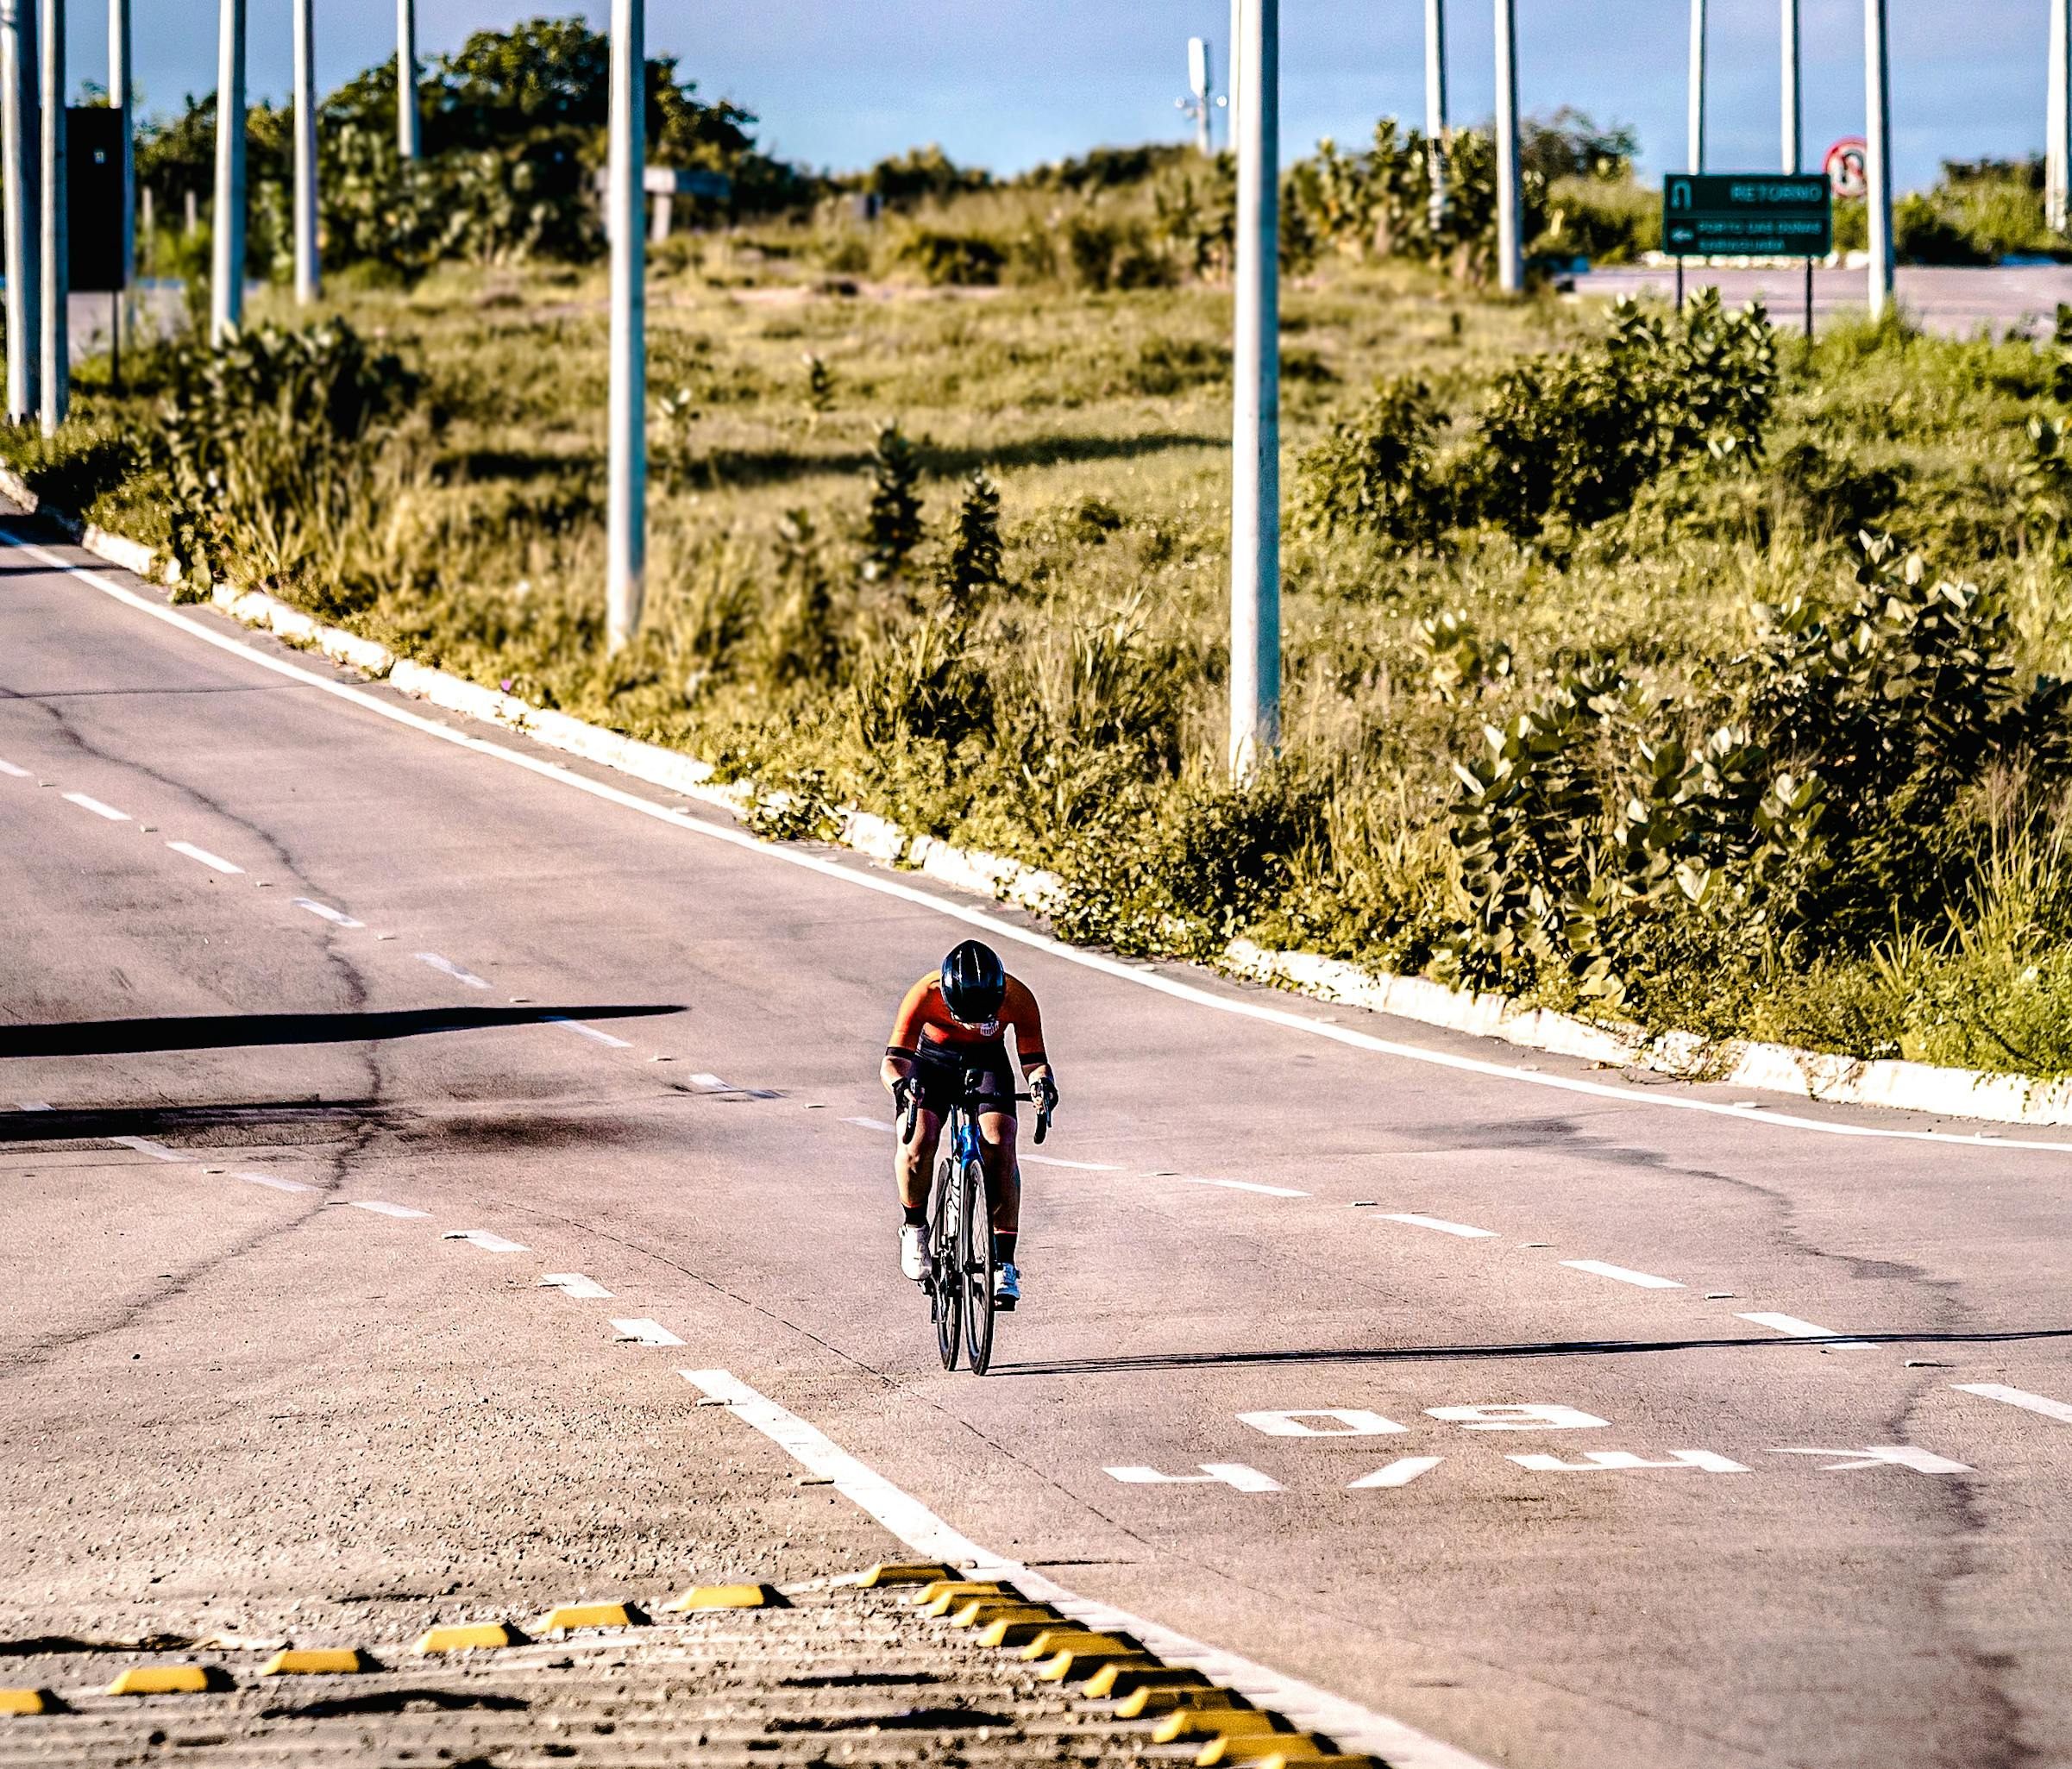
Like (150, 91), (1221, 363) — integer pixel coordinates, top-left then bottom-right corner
(976, 1107), (1019, 1234)
(899, 1108), (944, 1212)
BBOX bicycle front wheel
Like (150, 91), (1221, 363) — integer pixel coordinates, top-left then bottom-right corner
(959, 1157), (995, 1375)
(931, 1154), (961, 1371)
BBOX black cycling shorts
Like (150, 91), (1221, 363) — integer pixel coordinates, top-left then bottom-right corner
(907, 1041), (1015, 1117)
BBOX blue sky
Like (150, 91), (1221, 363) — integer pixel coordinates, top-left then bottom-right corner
(106, 1), (2053, 193)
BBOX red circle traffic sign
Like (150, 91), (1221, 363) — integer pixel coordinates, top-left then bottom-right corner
(1824, 137), (1868, 200)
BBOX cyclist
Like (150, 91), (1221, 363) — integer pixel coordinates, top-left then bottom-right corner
(881, 939), (1057, 1309)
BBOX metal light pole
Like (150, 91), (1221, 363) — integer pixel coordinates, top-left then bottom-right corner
(1780, 0), (1801, 173)
(110, 0), (131, 299)
(1, 0), (37, 423)
(293, 0), (317, 303)
(2050, 0), (2070, 231)
(396, 0), (418, 160)
(1688, 0), (1706, 173)
(1184, 37), (1213, 156)
(37, 0), (63, 436)
(1423, 0), (1447, 230)
(212, 0), (245, 342)
(1226, 0), (1240, 153)
(1228, 0), (1278, 779)
(1864, 0), (1893, 318)
(1494, 0), (1522, 293)
(606, 0), (645, 654)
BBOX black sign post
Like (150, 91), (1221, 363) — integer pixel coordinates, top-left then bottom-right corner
(1662, 172), (1832, 337)
(65, 107), (129, 389)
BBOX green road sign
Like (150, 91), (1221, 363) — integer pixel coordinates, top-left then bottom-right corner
(1662, 173), (1832, 258)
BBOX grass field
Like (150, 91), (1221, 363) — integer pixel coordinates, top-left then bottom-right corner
(18, 231), (2072, 1078)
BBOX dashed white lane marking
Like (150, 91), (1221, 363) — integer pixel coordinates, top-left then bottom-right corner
(442, 1228), (529, 1252)
(611, 1317), (686, 1346)
(295, 897), (364, 928)
(1382, 1213), (1497, 1239)
(1179, 1176), (1309, 1198)
(1347, 1456), (1447, 1489)
(233, 1170), (317, 1194)
(166, 839), (243, 875)
(1021, 1151), (1123, 1171)
(683, 1369), (1493, 1769)
(542, 1272), (613, 1299)
(110, 1136), (186, 1162)
(16, 1100), (52, 1111)
(416, 952), (492, 989)
(61, 790), (129, 821)
(689, 1070), (778, 1097)
(0, 756), (29, 777)
(844, 1115), (896, 1132)
(29, 536), (2054, 1160)
(543, 1015), (632, 1048)
(1561, 1258), (1685, 1289)
(347, 1200), (431, 1220)
(1737, 1312), (1874, 1350)
(1954, 1382), (2072, 1425)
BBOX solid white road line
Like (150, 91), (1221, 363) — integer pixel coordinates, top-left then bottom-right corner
(1381, 1213), (1497, 1239)
(28, 529), (2071, 1157)
(61, 790), (128, 821)
(441, 1229), (529, 1252)
(1953, 1382), (2072, 1425)
(611, 1318), (686, 1346)
(346, 1200), (431, 1220)
(1178, 1176), (1310, 1198)
(167, 839), (243, 875)
(541, 1272), (614, 1300)
(1737, 1312), (1874, 1350)
(0, 756), (29, 776)
(110, 1136), (187, 1162)
(685, 1369), (1495, 1769)
(1560, 1258), (1685, 1289)
(416, 952), (493, 989)
(233, 1170), (317, 1194)
(294, 898), (365, 928)
(543, 1015), (631, 1048)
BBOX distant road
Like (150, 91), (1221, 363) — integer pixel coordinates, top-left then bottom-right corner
(1570, 263), (2072, 337)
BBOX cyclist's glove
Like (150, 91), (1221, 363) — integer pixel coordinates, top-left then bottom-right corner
(1036, 1076), (1059, 1114)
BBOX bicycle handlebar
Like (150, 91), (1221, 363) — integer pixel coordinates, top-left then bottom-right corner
(895, 1079), (1053, 1145)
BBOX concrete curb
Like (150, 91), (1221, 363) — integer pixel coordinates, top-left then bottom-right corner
(13, 467), (2072, 1128)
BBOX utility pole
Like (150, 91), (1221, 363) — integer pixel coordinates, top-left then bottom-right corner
(110, 0), (132, 304)
(293, 0), (317, 303)
(1864, 0), (1893, 318)
(37, 0), (63, 435)
(1226, 0), (1240, 153)
(1228, 0), (1278, 779)
(2050, 0), (2070, 231)
(212, 0), (245, 342)
(1494, 0), (1522, 293)
(1423, 0), (1447, 230)
(1780, 0), (1801, 173)
(396, 0), (418, 160)
(1, 0), (37, 424)
(606, 0), (645, 653)
(1688, 0), (1706, 173)
(1181, 37), (1213, 156)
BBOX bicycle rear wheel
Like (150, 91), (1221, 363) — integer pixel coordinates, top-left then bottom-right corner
(959, 1157), (995, 1374)
(930, 1151), (961, 1371)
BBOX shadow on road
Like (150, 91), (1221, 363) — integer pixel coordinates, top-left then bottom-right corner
(0, 1004), (682, 1059)
(997, 1327), (2072, 1376)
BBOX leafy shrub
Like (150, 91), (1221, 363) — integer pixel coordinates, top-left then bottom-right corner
(895, 227), (1005, 287)
(860, 422), (925, 585)
(1290, 376), (1446, 543)
(939, 471), (1004, 609)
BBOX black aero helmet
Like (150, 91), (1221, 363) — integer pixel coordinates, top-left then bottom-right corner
(940, 939), (1007, 1025)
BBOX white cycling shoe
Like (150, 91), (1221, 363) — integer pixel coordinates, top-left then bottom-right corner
(899, 1224), (926, 1283)
(994, 1262), (1020, 1310)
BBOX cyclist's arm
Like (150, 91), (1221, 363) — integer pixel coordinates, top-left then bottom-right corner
(1003, 980), (1055, 1097)
(882, 975), (933, 1096)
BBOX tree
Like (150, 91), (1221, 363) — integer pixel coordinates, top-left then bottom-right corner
(939, 471), (1003, 608)
(862, 423), (925, 585)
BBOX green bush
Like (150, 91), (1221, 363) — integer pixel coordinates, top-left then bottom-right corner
(894, 227), (1006, 287)
(1290, 377), (1446, 543)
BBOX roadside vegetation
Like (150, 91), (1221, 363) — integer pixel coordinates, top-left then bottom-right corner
(16, 22), (2072, 1079)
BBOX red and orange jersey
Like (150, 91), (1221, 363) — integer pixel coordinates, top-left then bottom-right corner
(887, 973), (1046, 1067)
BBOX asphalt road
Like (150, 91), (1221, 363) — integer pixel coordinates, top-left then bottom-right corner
(3, 519), (2070, 1769)
(1572, 263), (2072, 337)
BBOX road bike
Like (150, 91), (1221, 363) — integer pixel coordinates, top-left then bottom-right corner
(900, 1068), (1051, 1376)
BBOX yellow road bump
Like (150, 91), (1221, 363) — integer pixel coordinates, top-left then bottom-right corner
(535, 1603), (650, 1634)
(0, 1689), (57, 1716)
(1115, 1684), (1253, 1719)
(1038, 1647), (1159, 1684)
(1016, 1628), (1139, 1663)
(666, 1583), (787, 1612)
(977, 1615), (1074, 1649)
(414, 1622), (524, 1654)
(1085, 1661), (1213, 1699)
(858, 1563), (956, 1587)
(1153, 1708), (1286, 1744)
(911, 1579), (1013, 1609)
(261, 1648), (374, 1676)
(105, 1665), (230, 1696)
(948, 1600), (1057, 1628)
(1196, 1734), (1339, 1765)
